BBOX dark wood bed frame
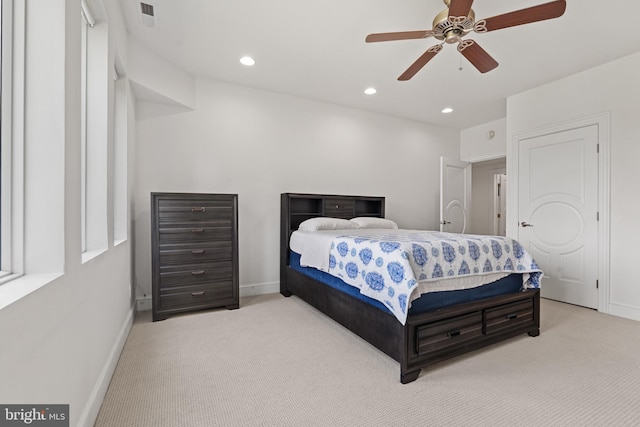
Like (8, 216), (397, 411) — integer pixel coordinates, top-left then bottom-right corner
(280, 193), (540, 383)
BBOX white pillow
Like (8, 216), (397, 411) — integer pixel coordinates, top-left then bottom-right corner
(298, 217), (360, 232)
(350, 217), (398, 229)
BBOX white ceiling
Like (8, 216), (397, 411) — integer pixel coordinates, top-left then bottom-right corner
(118, 0), (640, 130)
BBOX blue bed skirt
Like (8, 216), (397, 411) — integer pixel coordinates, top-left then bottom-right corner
(289, 251), (523, 315)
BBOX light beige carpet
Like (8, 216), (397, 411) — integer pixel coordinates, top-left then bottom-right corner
(94, 294), (640, 427)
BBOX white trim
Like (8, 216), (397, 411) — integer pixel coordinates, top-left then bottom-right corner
(1, 0), (26, 279)
(1, 0), (14, 273)
(460, 152), (506, 163)
(510, 112), (611, 314)
(608, 303), (640, 322)
(240, 281), (279, 297)
(0, 273), (63, 311)
(80, 13), (88, 253)
(81, 248), (107, 264)
(136, 296), (152, 312)
(78, 305), (134, 427)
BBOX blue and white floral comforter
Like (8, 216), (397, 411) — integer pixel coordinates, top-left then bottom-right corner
(295, 229), (542, 325)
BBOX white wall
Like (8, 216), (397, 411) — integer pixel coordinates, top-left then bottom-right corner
(133, 78), (460, 299)
(127, 36), (196, 111)
(507, 51), (640, 321)
(460, 118), (506, 162)
(0, 1), (136, 426)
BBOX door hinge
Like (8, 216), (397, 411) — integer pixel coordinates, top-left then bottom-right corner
(497, 182), (501, 197)
(596, 143), (600, 154)
(597, 211), (600, 221)
(596, 279), (599, 289)
(497, 213), (501, 218)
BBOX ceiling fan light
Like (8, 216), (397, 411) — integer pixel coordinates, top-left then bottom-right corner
(364, 87), (377, 95)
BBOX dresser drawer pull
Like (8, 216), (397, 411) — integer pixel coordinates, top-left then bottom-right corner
(191, 228), (205, 233)
(191, 270), (206, 276)
(506, 313), (518, 320)
(191, 207), (206, 213)
(191, 291), (206, 297)
(191, 249), (206, 255)
(446, 331), (461, 338)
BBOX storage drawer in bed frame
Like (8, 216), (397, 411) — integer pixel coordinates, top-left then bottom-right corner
(407, 290), (539, 372)
(416, 311), (483, 356)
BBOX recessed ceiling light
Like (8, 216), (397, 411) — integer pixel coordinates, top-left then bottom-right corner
(240, 56), (255, 66)
(364, 87), (377, 95)
(441, 107), (453, 114)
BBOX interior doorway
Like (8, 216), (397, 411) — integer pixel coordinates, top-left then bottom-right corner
(470, 158), (506, 235)
(492, 173), (507, 236)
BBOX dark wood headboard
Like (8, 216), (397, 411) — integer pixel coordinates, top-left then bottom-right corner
(280, 193), (385, 292)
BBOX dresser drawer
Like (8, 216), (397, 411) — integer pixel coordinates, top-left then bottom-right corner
(159, 241), (232, 265)
(159, 261), (233, 287)
(484, 298), (534, 335)
(416, 311), (483, 356)
(158, 226), (233, 243)
(159, 282), (235, 309)
(158, 198), (235, 223)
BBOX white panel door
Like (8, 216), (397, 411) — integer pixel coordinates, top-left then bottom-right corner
(517, 125), (599, 308)
(440, 157), (471, 233)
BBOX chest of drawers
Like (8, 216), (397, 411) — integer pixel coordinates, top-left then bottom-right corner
(151, 193), (239, 321)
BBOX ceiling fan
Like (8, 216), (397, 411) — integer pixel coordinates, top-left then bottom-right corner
(366, 0), (567, 80)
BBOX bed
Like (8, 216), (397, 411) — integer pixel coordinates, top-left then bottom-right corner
(280, 193), (541, 383)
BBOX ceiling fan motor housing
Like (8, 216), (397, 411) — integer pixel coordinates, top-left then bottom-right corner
(433, 7), (475, 43)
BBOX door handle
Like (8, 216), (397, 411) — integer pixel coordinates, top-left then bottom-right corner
(520, 221), (534, 227)
(441, 220), (451, 225)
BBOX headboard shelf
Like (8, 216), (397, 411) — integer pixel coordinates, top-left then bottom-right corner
(280, 193), (386, 291)
(281, 193), (385, 235)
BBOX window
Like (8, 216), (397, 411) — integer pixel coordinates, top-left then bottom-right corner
(113, 60), (128, 244)
(80, 0), (109, 261)
(80, 5), (88, 252)
(1, 0), (7, 274)
(0, 0), (24, 283)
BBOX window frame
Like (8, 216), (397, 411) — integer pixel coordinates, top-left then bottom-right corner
(0, 0), (25, 284)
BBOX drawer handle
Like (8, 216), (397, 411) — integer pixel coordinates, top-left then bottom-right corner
(191, 270), (205, 275)
(191, 228), (205, 233)
(446, 331), (461, 338)
(191, 291), (206, 297)
(191, 207), (206, 213)
(506, 313), (518, 320)
(191, 249), (206, 255)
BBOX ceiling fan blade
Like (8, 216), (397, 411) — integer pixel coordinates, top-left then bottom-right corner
(458, 40), (498, 73)
(398, 44), (443, 81)
(477, 0), (566, 32)
(366, 30), (433, 43)
(448, 0), (474, 19)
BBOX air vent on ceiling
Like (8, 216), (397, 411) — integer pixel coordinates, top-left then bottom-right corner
(138, 1), (158, 28)
(140, 2), (154, 16)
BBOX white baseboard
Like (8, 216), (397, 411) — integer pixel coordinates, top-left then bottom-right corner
(608, 303), (640, 322)
(240, 281), (279, 297)
(79, 304), (135, 427)
(137, 296), (152, 312)
(135, 282), (279, 312)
